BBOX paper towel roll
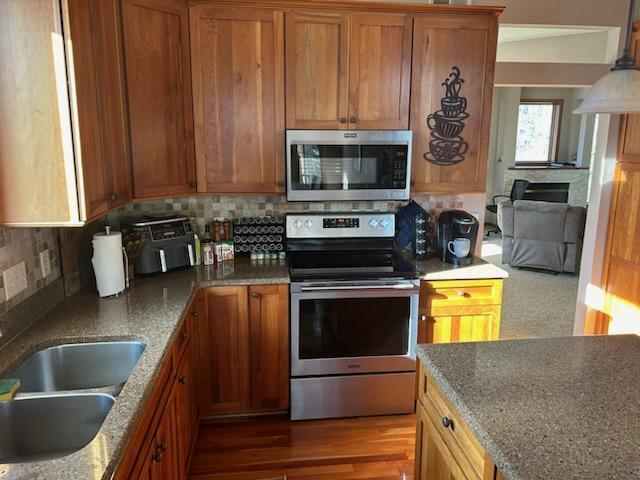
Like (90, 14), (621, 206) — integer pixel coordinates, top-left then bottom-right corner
(92, 230), (126, 297)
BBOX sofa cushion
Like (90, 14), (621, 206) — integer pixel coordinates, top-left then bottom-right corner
(513, 200), (568, 243)
(511, 238), (565, 272)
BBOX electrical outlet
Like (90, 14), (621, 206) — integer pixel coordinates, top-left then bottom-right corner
(40, 249), (51, 278)
(3, 262), (28, 301)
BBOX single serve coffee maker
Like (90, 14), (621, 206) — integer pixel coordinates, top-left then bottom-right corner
(436, 210), (479, 266)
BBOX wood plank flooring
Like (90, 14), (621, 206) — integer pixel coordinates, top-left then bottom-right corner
(189, 414), (416, 480)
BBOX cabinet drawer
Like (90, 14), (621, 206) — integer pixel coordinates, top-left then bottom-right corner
(421, 279), (502, 308)
(418, 370), (486, 479)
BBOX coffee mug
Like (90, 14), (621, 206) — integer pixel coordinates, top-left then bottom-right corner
(447, 237), (471, 259)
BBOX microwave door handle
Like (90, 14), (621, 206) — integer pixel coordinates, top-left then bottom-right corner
(187, 244), (195, 266)
(159, 249), (167, 273)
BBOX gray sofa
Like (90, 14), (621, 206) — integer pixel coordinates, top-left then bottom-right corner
(497, 200), (586, 273)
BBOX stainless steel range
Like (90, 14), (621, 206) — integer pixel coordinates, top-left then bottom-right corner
(287, 213), (419, 421)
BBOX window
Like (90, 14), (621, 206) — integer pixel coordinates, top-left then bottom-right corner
(515, 100), (563, 164)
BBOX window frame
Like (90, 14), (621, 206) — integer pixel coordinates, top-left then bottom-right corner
(515, 99), (564, 166)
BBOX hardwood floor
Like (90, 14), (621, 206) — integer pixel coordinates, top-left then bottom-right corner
(189, 414), (416, 480)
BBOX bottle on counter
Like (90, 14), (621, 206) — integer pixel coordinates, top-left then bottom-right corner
(213, 220), (222, 243)
(202, 240), (214, 266)
(202, 225), (214, 265)
(193, 233), (201, 265)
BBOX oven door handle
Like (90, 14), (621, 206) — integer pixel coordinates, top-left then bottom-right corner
(299, 284), (418, 292)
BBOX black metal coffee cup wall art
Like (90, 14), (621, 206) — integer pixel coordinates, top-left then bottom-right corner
(424, 66), (469, 167)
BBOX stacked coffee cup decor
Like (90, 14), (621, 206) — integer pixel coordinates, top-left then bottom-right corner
(424, 66), (469, 166)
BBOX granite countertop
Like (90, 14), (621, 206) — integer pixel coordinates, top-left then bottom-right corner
(417, 335), (640, 480)
(407, 254), (509, 281)
(0, 257), (289, 480)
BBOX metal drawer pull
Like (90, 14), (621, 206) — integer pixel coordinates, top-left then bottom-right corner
(420, 315), (427, 322)
(457, 291), (467, 297)
(442, 417), (454, 429)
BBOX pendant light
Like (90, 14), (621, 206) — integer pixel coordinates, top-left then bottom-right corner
(574, 0), (640, 114)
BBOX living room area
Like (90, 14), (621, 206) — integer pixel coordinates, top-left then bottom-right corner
(480, 19), (621, 340)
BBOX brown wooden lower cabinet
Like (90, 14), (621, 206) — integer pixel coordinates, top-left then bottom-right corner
(116, 284), (288, 477)
(115, 295), (200, 480)
(196, 284), (289, 416)
(415, 368), (503, 480)
(416, 279), (502, 398)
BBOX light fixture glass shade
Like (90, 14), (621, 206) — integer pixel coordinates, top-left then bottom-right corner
(574, 68), (640, 114)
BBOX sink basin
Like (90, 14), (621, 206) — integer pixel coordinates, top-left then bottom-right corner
(10, 341), (145, 393)
(0, 393), (115, 463)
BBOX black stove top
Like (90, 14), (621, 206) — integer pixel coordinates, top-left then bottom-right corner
(287, 250), (417, 281)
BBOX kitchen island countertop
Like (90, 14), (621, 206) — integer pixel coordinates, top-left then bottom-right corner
(417, 335), (640, 480)
(407, 254), (509, 281)
(0, 257), (288, 480)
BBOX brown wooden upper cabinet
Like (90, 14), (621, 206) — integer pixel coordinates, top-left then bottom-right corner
(0, 0), (131, 225)
(189, 5), (286, 193)
(122, 0), (197, 199)
(285, 11), (412, 130)
(410, 14), (498, 193)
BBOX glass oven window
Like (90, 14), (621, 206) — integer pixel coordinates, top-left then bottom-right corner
(290, 144), (408, 191)
(298, 297), (410, 359)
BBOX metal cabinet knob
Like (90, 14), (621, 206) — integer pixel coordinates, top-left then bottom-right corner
(178, 376), (187, 384)
(276, 180), (284, 187)
(457, 291), (467, 297)
(110, 192), (118, 201)
(339, 117), (348, 124)
(156, 442), (166, 452)
(251, 291), (260, 298)
(349, 116), (357, 123)
(410, 180), (416, 187)
(420, 315), (427, 322)
(191, 310), (198, 317)
(152, 451), (163, 462)
(189, 180), (197, 188)
(442, 417), (454, 429)
(182, 331), (189, 339)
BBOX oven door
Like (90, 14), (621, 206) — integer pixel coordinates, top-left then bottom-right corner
(286, 130), (412, 201)
(290, 281), (419, 377)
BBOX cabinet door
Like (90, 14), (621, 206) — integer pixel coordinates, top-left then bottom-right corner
(415, 402), (469, 480)
(249, 284), (289, 411)
(0, 0), (82, 225)
(190, 6), (285, 193)
(175, 340), (197, 477)
(68, 0), (132, 220)
(348, 13), (412, 129)
(196, 286), (250, 415)
(425, 305), (501, 344)
(285, 11), (349, 129)
(155, 390), (180, 479)
(410, 14), (498, 193)
(122, 0), (196, 198)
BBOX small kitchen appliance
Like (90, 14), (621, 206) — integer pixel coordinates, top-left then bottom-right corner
(286, 130), (412, 201)
(287, 212), (419, 421)
(122, 216), (195, 275)
(436, 210), (479, 266)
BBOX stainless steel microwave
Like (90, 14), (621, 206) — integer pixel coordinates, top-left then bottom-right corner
(286, 130), (412, 202)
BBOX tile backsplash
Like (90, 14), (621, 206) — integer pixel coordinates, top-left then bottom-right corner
(1, 192), (477, 327)
(0, 226), (61, 317)
(115, 194), (467, 236)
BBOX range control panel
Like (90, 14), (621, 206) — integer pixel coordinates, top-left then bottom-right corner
(286, 213), (395, 239)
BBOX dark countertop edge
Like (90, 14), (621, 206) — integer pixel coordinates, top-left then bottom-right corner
(417, 344), (524, 480)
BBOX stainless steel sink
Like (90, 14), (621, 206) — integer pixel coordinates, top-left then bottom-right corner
(0, 393), (115, 463)
(10, 341), (145, 393)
